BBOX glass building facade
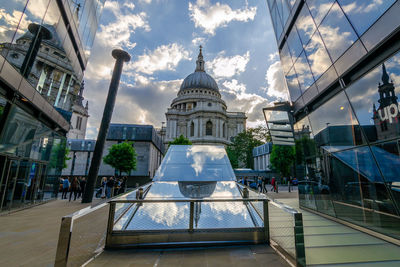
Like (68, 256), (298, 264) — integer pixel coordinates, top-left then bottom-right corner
(267, 0), (400, 241)
(0, 0), (104, 211)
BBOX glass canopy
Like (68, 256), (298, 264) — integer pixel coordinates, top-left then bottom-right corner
(153, 145), (236, 182)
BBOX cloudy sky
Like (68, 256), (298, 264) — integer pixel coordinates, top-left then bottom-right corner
(84, 0), (288, 139)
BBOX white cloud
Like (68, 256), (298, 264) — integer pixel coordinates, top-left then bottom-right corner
(96, 3), (150, 49)
(192, 37), (206, 46)
(207, 51), (250, 78)
(220, 79), (272, 123)
(265, 61), (288, 100)
(188, 0), (257, 35)
(268, 52), (279, 62)
(128, 43), (190, 75)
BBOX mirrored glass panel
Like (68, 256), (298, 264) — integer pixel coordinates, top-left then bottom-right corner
(287, 27), (303, 59)
(286, 67), (301, 102)
(308, 91), (364, 148)
(276, 0), (290, 26)
(295, 5), (317, 47)
(153, 146), (235, 182)
(306, 0), (335, 26)
(318, 2), (358, 62)
(345, 53), (400, 143)
(294, 51), (315, 92)
(271, 3), (283, 40)
(304, 31), (332, 80)
(280, 42), (293, 74)
(338, 0), (396, 36)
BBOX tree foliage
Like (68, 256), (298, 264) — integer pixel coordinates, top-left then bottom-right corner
(49, 141), (70, 169)
(270, 145), (295, 177)
(103, 142), (137, 176)
(168, 135), (192, 146)
(226, 128), (265, 169)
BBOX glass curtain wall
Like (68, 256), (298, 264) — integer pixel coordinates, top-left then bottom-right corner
(270, 0), (397, 105)
(294, 51), (400, 240)
(0, 94), (66, 210)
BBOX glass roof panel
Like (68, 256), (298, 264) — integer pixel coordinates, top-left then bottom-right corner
(153, 145), (236, 181)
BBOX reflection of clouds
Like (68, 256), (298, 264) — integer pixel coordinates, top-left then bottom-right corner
(318, 3), (356, 61)
(306, 0), (335, 25)
(294, 53), (314, 90)
(295, 6), (316, 45)
(207, 202), (248, 221)
(187, 146), (225, 176)
(341, 0), (386, 14)
(305, 32), (332, 78)
(140, 193), (188, 227)
(0, 9), (31, 38)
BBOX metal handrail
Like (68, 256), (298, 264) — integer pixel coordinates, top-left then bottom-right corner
(110, 198), (267, 203)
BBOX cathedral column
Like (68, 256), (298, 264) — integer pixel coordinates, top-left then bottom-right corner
(194, 118), (198, 137)
(199, 118), (203, 137)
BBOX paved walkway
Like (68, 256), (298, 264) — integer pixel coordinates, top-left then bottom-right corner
(0, 198), (103, 267)
(86, 245), (289, 267)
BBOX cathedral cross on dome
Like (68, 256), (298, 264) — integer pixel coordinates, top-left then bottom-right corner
(196, 45), (205, 72)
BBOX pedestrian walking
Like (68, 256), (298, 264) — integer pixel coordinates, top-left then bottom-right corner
(106, 177), (115, 198)
(262, 177), (268, 193)
(271, 177), (275, 192)
(118, 176), (127, 194)
(78, 177), (87, 198)
(69, 177), (79, 201)
(101, 177), (107, 199)
(62, 177), (70, 199)
(257, 176), (263, 192)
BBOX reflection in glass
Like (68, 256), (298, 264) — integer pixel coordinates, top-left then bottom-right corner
(304, 31), (332, 80)
(306, 0), (335, 26)
(346, 55), (400, 143)
(153, 145), (235, 182)
(276, 0), (290, 26)
(318, 3), (358, 62)
(294, 51), (315, 92)
(280, 42), (293, 74)
(308, 91), (363, 147)
(271, 4), (283, 40)
(287, 27), (303, 59)
(286, 67), (301, 102)
(295, 5), (317, 47)
(338, 0), (396, 36)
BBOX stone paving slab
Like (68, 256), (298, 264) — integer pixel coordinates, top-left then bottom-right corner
(0, 198), (103, 267)
(86, 245), (289, 267)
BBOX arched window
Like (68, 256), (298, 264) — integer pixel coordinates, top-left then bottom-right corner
(206, 121), (212, 136)
(190, 122), (194, 137)
(222, 123), (226, 138)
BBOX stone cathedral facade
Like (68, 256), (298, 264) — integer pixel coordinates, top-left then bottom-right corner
(164, 47), (246, 146)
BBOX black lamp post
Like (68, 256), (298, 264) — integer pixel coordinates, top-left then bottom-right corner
(82, 49), (131, 203)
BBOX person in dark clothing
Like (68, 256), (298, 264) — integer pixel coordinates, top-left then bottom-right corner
(106, 177), (115, 198)
(69, 177), (79, 201)
(118, 177), (127, 194)
(78, 177), (86, 198)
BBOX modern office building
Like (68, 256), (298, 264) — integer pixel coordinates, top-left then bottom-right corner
(0, 0), (105, 211)
(253, 143), (272, 172)
(266, 0), (400, 242)
(62, 124), (165, 187)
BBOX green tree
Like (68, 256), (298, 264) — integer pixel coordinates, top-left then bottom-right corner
(103, 142), (137, 176)
(49, 141), (70, 169)
(270, 145), (295, 177)
(227, 128), (264, 169)
(168, 135), (192, 146)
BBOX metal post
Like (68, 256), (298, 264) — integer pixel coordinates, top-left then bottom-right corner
(189, 201), (194, 232)
(263, 199), (270, 244)
(54, 216), (72, 267)
(294, 213), (306, 267)
(20, 23), (52, 78)
(105, 202), (115, 248)
(82, 49), (130, 203)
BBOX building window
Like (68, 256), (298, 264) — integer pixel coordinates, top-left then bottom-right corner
(206, 121), (212, 136)
(76, 116), (82, 130)
(208, 102), (212, 107)
(190, 122), (194, 137)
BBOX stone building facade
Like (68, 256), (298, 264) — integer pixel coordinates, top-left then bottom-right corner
(163, 47), (246, 146)
(62, 124), (165, 187)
